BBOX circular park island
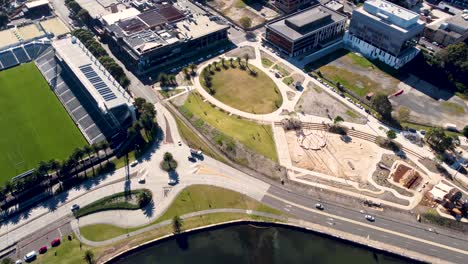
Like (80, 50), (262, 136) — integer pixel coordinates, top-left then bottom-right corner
(200, 60), (282, 114)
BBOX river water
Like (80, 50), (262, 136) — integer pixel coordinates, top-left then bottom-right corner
(113, 223), (415, 264)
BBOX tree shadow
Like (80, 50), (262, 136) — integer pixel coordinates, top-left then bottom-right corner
(142, 200), (155, 218)
(175, 233), (189, 250)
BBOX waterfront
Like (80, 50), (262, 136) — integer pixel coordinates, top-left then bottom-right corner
(112, 223), (415, 264)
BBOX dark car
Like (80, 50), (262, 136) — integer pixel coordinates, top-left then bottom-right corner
(188, 156), (196, 162)
(39, 246), (47, 254)
(51, 238), (61, 247)
(408, 128), (417, 133)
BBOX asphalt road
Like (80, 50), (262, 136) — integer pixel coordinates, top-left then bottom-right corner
(262, 185), (468, 263)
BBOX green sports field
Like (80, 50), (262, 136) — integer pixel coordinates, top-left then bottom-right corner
(0, 63), (87, 186)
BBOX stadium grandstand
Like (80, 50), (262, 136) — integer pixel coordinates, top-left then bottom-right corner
(0, 18), (135, 145)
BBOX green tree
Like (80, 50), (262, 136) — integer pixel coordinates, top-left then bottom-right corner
(371, 93), (393, 120)
(462, 125), (468, 138)
(158, 73), (168, 86)
(397, 107), (411, 122)
(138, 191), (152, 207)
(160, 152), (178, 171)
(172, 215), (183, 234)
(239, 16), (252, 29)
(333, 115), (344, 124)
(182, 67), (190, 80)
(76, 9), (91, 24)
(0, 12), (8, 28)
(83, 145), (95, 176)
(100, 140), (110, 164)
(189, 63), (197, 75)
(1, 257), (13, 264)
(133, 97), (146, 113)
(229, 57), (234, 67)
(91, 143), (102, 169)
(425, 127), (453, 152)
(386, 129), (397, 139)
(83, 250), (95, 264)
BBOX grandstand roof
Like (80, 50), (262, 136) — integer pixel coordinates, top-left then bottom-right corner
(40, 17), (70, 37)
(52, 36), (131, 111)
(0, 30), (19, 50)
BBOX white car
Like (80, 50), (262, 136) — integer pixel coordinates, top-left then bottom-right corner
(15, 260), (22, 264)
(365, 214), (375, 222)
(178, 140), (182, 146)
(24, 251), (37, 261)
(130, 161), (138, 167)
(315, 203), (324, 210)
(70, 204), (80, 211)
(168, 178), (177, 186)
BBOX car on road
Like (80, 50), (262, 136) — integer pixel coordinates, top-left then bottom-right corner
(365, 214), (375, 222)
(178, 140), (182, 146)
(138, 176), (146, 184)
(188, 156), (196, 162)
(70, 204), (80, 211)
(168, 178), (177, 186)
(24, 251), (37, 262)
(315, 203), (324, 210)
(130, 161), (138, 167)
(420, 130), (426, 135)
(39, 246), (47, 254)
(51, 237), (61, 247)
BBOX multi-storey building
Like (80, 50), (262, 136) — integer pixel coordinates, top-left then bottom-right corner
(265, 4), (346, 57)
(274, 0), (316, 13)
(103, 4), (229, 76)
(344, 0), (425, 68)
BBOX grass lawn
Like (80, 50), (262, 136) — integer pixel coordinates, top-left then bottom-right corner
(261, 58), (274, 68)
(158, 89), (184, 99)
(441, 101), (465, 115)
(201, 63), (282, 114)
(283, 76), (294, 86)
(79, 185), (283, 241)
(0, 63), (86, 185)
(172, 112), (227, 163)
(345, 110), (360, 119)
(273, 64), (290, 76)
(36, 234), (93, 264)
(182, 92), (278, 161)
(320, 65), (382, 97)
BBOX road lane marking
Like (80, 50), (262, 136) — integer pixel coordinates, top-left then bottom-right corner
(266, 193), (468, 256)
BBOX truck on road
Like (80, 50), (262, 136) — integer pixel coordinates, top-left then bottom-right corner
(190, 148), (203, 156)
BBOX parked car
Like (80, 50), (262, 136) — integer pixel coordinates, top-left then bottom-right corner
(130, 161), (138, 167)
(138, 176), (146, 184)
(420, 130), (426, 135)
(408, 128), (417, 133)
(51, 237), (61, 247)
(188, 156), (196, 162)
(39, 246), (47, 254)
(178, 140), (182, 146)
(365, 214), (375, 222)
(70, 204), (80, 211)
(315, 203), (324, 210)
(15, 260), (22, 264)
(24, 251), (37, 262)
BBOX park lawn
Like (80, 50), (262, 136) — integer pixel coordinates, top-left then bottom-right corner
(201, 64), (282, 114)
(441, 101), (465, 115)
(283, 76), (294, 86)
(273, 64), (290, 76)
(79, 185), (283, 241)
(36, 234), (93, 264)
(320, 65), (388, 97)
(173, 113), (227, 163)
(261, 58), (274, 68)
(0, 63), (86, 185)
(183, 92), (278, 161)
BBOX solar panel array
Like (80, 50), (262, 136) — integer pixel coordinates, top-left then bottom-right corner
(79, 64), (117, 101)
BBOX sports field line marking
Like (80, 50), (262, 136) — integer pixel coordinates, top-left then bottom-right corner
(266, 193), (468, 256)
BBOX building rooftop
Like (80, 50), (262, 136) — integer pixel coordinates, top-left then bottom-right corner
(101, 8), (141, 26)
(53, 36), (132, 111)
(324, 0), (344, 11)
(0, 23), (47, 50)
(361, 0), (421, 29)
(0, 30), (20, 50)
(75, 0), (110, 18)
(25, 0), (49, 9)
(107, 5), (228, 55)
(267, 5), (346, 41)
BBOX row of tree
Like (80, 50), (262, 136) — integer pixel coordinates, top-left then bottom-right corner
(0, 141), (110, 200)
(70, 28), (130, 89)
(127, 98), (157, 144)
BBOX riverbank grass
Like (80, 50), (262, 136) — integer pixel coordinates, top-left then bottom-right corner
(181, 92), (277, 161)
(79, 185), (283, 241)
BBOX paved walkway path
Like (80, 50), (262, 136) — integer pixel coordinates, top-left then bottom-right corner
(73, 208), (287, 247)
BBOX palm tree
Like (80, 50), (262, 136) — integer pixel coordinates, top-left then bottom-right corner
(72, 148), (85, 177)
(236, 57), (241, 67)
(243, 53), (250, 69)
(158, 73), (168, 87)
(169, 75), (177, 86)
(189, 63), (197, 75)
(172, 215), (183, 234)
(83, 145), (95, 176)
(91, 143), (102, 169)
(229, 57), (234, 67)
(83, 250), (95, 264)
(37, 160), (50, 177)
(49, 159), (61, 179)
(100, 141), (110, 164)
(221, 57), (226, 68)
(213, 61), (218, 71)
(182, 67), (190, 80)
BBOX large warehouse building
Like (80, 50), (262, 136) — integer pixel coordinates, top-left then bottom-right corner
(265, 5), (346, 57)
(102, 4), (229, 76)
(344, 0), (425, 69)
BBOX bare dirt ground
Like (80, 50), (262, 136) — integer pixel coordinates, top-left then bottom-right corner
(226, 46), (256, 59)
(208, 0), (279, 28)
(295, 83), (367, 124)
(286, 130), (382, 182)
(391, 74), (468, 128)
